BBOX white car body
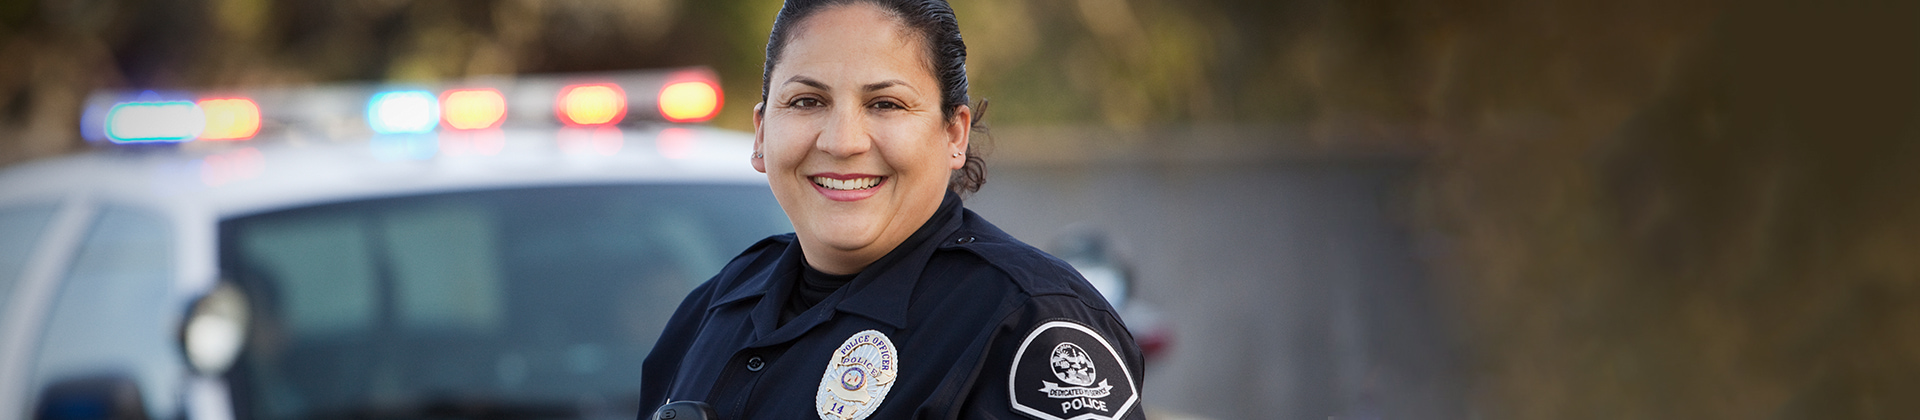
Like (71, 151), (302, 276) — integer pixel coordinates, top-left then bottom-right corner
(0, 125), (772, 420)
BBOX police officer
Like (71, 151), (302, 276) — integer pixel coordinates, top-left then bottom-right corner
(637, 1), (1145, 419)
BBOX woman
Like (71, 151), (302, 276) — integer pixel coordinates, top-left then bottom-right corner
(638, 1), (1145, 419)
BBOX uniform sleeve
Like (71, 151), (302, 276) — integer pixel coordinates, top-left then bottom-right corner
(957, 294), (1147, 420)
(636, 278), (718, 419)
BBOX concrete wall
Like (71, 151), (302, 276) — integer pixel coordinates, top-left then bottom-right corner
(963, 126), (1462, 419)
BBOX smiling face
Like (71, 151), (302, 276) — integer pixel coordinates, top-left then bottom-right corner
(753, 3), (971, 275)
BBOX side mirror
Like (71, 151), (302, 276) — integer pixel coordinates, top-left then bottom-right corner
(179, 281), (250, 375)
(33, 375), (148, 420)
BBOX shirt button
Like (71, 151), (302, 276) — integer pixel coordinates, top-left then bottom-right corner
(745, 356), (765, 372)
(955, 236), (975, 244)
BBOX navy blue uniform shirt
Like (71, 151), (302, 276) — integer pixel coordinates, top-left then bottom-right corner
(638, 193), (1146, 420)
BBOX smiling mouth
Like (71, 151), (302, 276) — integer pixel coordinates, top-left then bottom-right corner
(812, 176), (884, 191)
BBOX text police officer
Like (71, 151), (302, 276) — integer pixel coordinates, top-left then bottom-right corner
(637, 0), (1147, 419)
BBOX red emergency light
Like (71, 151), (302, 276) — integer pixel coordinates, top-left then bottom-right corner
(441, 88), (507, 130)
(659, 80), (721, 123)
(198, 98), (261, 141)
(557, 83), (628, 127)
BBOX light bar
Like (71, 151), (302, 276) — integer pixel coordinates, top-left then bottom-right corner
(659, 81), (721, 123)
(106, 101), (206, 143)
(368, 91), (440, 134)
(442, 88), (507, 130)
(83, 67), (727, 146)
(198, 98), (261, 141)
(557, 84), (628, 126)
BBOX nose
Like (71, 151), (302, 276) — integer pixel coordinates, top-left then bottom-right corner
(815, 108), (871, 158)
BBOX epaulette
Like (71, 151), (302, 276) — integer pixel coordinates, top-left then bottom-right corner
(939, 210), (1091, 300)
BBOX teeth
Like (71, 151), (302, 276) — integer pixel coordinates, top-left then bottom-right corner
(812, 176), (882, 190)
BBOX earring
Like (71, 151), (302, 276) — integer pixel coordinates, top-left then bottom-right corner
(753, 152), (763, 158)
(952, 153), (962, 158)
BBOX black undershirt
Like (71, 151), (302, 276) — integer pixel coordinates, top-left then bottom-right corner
(774, 192), (962, 327)
(781, 262), (857, 326)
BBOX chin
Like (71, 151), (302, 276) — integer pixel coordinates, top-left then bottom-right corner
(807, 220), (884, 252)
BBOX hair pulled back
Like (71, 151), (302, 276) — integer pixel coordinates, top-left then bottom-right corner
(760, 0), (988, 196)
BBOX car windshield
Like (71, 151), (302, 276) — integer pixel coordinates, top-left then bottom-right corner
(218, 184), (789, 420)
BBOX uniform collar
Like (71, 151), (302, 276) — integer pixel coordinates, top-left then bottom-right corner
(714, 192), (969, 341)
(829, 192), (967, 328)
(710, 239), (798, 310)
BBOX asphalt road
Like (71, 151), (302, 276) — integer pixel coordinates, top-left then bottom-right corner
(966, 152), (1465, 419)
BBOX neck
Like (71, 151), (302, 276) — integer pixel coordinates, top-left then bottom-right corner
(800, 245), (881, 275)
(797, 191), (958, 275)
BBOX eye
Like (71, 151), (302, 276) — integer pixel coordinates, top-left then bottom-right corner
(869, 100), (904, 110)
(789, 97), (824, 108)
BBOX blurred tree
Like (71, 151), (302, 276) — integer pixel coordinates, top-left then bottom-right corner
(0, 0), (1310, 163)
(1406, 1), (1920, 418)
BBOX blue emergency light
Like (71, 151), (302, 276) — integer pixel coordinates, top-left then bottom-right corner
(104, 101), (205, 143)
(367, 91), (439, 134)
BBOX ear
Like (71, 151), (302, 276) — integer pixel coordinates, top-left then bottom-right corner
(946, 104), (972, 170)
(751, 102), (767, 173)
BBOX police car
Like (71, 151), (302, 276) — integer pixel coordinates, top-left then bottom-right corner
(0, 68), (792, 420)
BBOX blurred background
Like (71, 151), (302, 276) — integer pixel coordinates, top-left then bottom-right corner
(4, 0), (1918, 418)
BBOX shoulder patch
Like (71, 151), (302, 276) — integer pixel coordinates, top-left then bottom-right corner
(1008, 320), (1139, 420)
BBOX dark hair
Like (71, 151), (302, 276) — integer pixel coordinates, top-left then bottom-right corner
(760, 0), (989, 196)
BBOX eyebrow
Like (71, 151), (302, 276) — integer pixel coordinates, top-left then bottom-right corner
(785, 76), (829, 91)
(861, 80), (910, 93)
(782, 76), (914, 93)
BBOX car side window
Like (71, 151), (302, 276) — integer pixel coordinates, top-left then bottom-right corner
(31, 205), (183, 420)
(0, 203), (59, 309)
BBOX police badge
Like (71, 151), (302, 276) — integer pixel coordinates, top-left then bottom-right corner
(817, 330), (898, 420)
(1010, 321), (1137, 420)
